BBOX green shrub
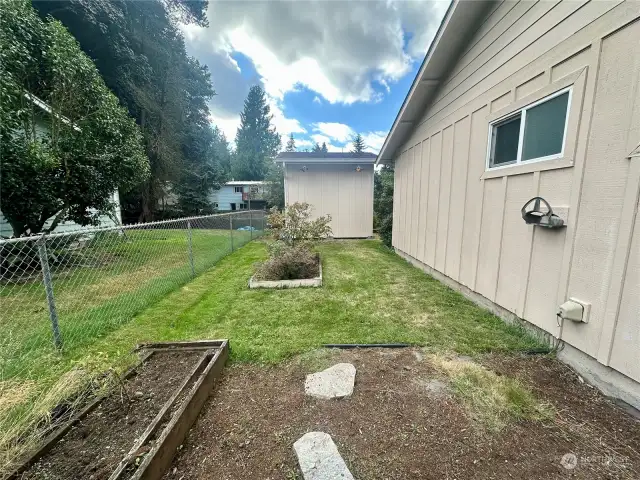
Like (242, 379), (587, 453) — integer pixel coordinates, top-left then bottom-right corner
(267, 202), (332, 246)
(379, 214), (393, 248)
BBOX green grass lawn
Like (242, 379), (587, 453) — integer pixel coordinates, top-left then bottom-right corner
(90, 240), (540, 363)
(1, 228), (257, 380)
(0, 238), (543, 471)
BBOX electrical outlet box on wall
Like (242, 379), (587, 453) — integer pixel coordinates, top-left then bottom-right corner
(559, 297), (591, 324)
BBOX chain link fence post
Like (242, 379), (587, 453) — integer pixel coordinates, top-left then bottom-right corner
(229, 213), (234, 251)
(249, 197), (253, 240)
(187, 220), (195, 277)
(37, 237), (63, 349)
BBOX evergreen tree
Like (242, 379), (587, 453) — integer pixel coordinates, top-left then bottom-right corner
(232, 85), (281, 180)
(321, 142), (328, 154)
(265, 162), (285, 209)
(212, 126), (232, 176)
(312, 143), (322, 153)
(351, 133), (366, 154)
(285, 133), (296, 152)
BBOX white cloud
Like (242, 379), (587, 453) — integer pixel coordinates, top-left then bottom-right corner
(185, 0), (448, 105)
(312, 123), (355, 143)
(362, 131), (389, 153)
(310, 134), (332, 146)
(295, 139), (314, 149)
(268, 99), (306, 137)
(182, 1), (447, 150)
(209, 113), (240, 144)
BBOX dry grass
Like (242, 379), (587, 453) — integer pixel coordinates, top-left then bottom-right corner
(429, 353), (554, 431)
(0, 368), (97, 471)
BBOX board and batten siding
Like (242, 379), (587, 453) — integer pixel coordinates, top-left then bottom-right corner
(392, 1), (640, 383)
(285, 163), (373, 238)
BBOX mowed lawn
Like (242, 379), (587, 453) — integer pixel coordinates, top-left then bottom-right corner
(1, 229), (256, 379)
(1, 239), (543, 470)
(82, 239), (542, 363)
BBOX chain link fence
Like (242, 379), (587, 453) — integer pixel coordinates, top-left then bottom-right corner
(0, 210), (265, 471)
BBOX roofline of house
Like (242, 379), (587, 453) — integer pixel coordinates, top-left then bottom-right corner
(24, 92), (81, 132)
(275, 157), (376, 165)
(225, 181), (265, 186)
(376, 0), (494, 165)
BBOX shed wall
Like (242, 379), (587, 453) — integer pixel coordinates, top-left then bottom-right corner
(284, 163), (374, 238)
(392, 1), (640, 383)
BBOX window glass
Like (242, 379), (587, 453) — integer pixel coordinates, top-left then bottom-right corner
(522, 92), (569, 161)
(492, 115), (521, 166)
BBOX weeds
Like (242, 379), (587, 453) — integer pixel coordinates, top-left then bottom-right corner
(429, 353), (554, 431)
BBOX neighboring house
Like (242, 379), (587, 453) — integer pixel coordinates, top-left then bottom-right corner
(209, 181), (267, 211)
(378, 1), (640, 408)
(276, 152), (376, 238)
(0, 93), (121, 237)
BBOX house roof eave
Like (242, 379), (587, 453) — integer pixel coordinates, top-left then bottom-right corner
(376, 0), (495, 165)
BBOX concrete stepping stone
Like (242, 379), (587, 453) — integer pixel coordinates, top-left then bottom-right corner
(305, 363), (356, 399)
(294, 432), (354, 480)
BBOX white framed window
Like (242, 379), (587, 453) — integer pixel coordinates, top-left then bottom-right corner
(487, 87), (572, 170)
(234, 186), (243, 193)
(239, 203), (246, 210)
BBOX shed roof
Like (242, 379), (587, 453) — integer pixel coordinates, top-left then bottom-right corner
(276, 151), (377, 164)
(376, 0), (494, 164)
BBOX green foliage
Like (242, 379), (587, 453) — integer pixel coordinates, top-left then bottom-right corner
(285, 133), (296, 152)
(267, 202), (332, 247)
(321, 142), (328, 153)
(212, 127), (233, 177)
(33, 0), (223, 221)
(312, 142), (321, 153)
(257, 202), (330, 280)
(0, 0), (149, 236)
(264, 161), (285, 209)
(232, 85), (281, 180)
(351, 133), (366, 154)
(374, 164), (394, 247)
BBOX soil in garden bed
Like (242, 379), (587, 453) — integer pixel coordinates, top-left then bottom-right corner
(19, 351), (202, 480)
(165, 348), (640, 480)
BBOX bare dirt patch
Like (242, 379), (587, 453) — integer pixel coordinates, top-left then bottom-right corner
(165, 348), (639, 480)
(19, 351), (202, 480)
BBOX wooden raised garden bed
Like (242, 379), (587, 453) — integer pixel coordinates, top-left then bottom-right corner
(6, 340), (228, 480)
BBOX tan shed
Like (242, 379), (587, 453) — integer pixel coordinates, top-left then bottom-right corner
(379, 0), (640, 408)
(276, 152), (376, 238)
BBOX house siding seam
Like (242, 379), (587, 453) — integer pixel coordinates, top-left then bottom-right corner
(391, 1), (640, 388)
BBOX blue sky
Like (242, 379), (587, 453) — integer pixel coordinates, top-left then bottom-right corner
(181, 1), (450, 153)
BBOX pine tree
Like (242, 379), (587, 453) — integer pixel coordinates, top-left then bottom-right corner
(321, 142), (328, 154)
(351, 133), (366, 154)
(312, 142), (322, 153)
(233, 85), (281, 180)
(285, 133), (296, 152)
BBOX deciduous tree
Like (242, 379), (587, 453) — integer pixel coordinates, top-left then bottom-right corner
(0, 0), (149, 236)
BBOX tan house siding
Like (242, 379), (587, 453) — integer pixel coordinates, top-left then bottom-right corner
(392, 0), (640, 386)
(284, 163), (373, 238)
